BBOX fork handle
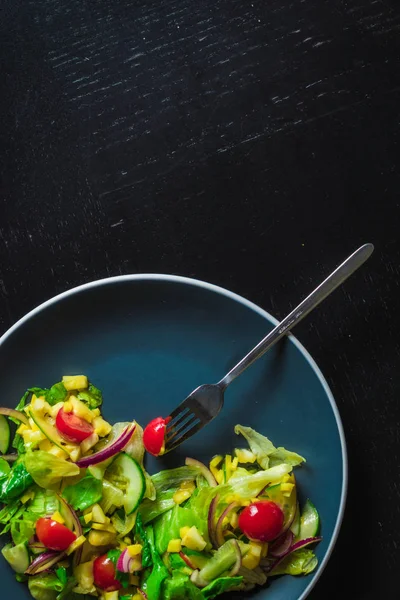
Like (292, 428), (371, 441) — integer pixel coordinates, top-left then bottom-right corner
(218, 243), (374, 390)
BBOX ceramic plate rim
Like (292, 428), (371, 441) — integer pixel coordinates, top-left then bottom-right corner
(0, 273), (348, 600)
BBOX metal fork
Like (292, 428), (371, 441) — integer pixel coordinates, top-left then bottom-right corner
(164, 243), (374, 452)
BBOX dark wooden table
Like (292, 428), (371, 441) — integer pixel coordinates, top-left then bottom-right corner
(1, 0), (400, 597)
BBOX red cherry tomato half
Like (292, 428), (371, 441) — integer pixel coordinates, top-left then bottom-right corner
(56, 406), (94, 443)
(93, 554), (122, 592)
(143, 416), (171, 456)
(238, 501), (284, 542)
(36, 517), (77, 551)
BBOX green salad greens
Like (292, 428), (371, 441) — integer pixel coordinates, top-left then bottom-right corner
(0, 376), (321, 600)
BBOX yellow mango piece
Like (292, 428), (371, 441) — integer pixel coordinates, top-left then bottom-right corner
(66, 535), (86, 555)
(179, 526), (190, 539)
(180, 480), (196, 492)
(167, 539), (182, 553)
(181, 526), (207, 552)
(62, 375), (88, 391)
(127, 544), (142, 557)
(173, 489), (191, 505)
(92, 504), (108, 524)
(93, 416), (112, 437)
(242, 552), (260, 570)
(88, 530), (116, 546)
(52, 511), (65, 524)
(210, 455), (223, 468)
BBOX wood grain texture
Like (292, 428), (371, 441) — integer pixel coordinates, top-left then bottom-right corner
(1, 0), (400, 596)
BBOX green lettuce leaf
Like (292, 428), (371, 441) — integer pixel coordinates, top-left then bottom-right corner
(62, 474), (102, 511)
(270, 548), (318, 576)
(27, 384), (68, 407)
(151, 466), (201, 493)
(163, 572), (204, 599)
(139, 490), (176, 525)
(27, 488), (59, 516)
(10, 512), (36, 545)
(202, 576), (244, 599)
(135, 512), (152, 567)
(28, 573), (64, 600)
(141, 525), (169, 600)
(78, 383), (103, 409)
(25, 451), (79, 488)
(139, 465), (201, 525)
(235, 425), (305, 469)
(153, 504), (207, 555)
(46, 383), (68, 406)
(0, 460), (34, 503)
(187, 464), (291, 527)
(9, 487), (58, 545)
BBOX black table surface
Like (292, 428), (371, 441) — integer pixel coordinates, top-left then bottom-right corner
(1, 0), (400, 597)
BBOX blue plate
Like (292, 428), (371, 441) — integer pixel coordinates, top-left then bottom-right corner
(0, 275), (347, 599)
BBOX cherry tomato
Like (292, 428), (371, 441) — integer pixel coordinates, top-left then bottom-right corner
(56, 406), (94, 443)
(36, 517), (76, 551)
(93, 554), (122, 592)
(238, 501), (284, 542)
(143, 416), (171, 456)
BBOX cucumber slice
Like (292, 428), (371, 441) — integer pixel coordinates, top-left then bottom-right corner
(105, 452), (145, 515)
(30, 408), (72, 456)
(290, 502), (301, 539)
(299, 499), (320, 539)
(1, 543), (29, 573)
(0, 415), (10, 454)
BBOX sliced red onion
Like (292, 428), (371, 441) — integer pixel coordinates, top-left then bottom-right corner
(57, 495), (82, 536)
(228, 539), (242, 576)
(0, 408), (29, 426)
(185, 457), (217, 487)
(263, 536), (322, 573)
(190, 569), (208, 588)
(207, 495), (219, 548)
(28, 541), (47, 555)
(179, 551), (196, 570)
(76, 423), (136, 467)
(138, 589), (148, 599)
(25, 551), (65, 575)
(215, 502), (239, 547)
(57, 494), (83, 565)
(0, 454), (18, 462)
(117, 549), (132, 573)
(270, 530), (294, 557)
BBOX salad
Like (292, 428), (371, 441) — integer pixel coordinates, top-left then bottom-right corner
(0, 375), (321, 600)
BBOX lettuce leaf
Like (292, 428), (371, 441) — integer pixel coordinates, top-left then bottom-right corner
(28, 573), (64, 600)
(28, 384), (68, 407)
(187, 463), (291, 527)
(269, 548), (318, 576)
(0, 460), (34, 503)
(27, 488), (59, 516)
(202, 576), (244, 599)
(163, 572), (204, 599)
(139, 490), (176, 525)
(25, 451), (79, 488)
(77, 384), (103, 409)
(235, 425), (305, 469)
(135, 512), (152, 567)
(62, 474), (102, 511)
(153, 504), (207, 555)
(152, 466), (201, 493)
(10, 512), (36, 545)
(8, 487), (58, 545)
(141, 525), (169, 600)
